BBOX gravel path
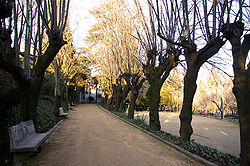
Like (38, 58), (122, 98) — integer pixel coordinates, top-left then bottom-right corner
(23, 104), (203, 166)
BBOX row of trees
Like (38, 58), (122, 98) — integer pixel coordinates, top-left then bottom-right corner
(0, 0), (91, 123)
(0, 0), (71, 128)
(48, 22), (90, 115)
(87, 0), (249, 164)
(194, 67), (237, 115)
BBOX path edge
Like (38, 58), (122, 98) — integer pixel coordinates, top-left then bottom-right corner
(13, 120), (64, 166)
(47, 120), (63, 136)
(98, 105), (218, 166)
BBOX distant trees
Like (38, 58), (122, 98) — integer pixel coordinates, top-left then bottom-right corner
(160, 83), (176, 108)
(0, 0), (70, 127)
(48, 21), (89, 115)
(208, 69), (236, 117)
(123, 73), (145, 118)
(86, 0), (143, 115)
(160, 69), (184, 111)
(193, 68), (237, 116)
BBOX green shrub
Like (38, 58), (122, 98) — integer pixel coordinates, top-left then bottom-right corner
(0, 90), (60, 165)
(0, 88), (21, 165)
(37, 95), (58, 133)
(41, 72), (55, 96)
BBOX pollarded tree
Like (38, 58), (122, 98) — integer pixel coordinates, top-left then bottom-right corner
(134, 0), (181, 130)
(221, 1), (250, 163)
(86, 1), (126, 110)
(156, 0), (230, 141)
(123, 73), (145, 118)
(121, 31), (146, 118)
(0, 0), (70, 127)
(86, 0), (142, 112)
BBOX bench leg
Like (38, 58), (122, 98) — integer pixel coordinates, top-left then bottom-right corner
(14, 152), (34, 164)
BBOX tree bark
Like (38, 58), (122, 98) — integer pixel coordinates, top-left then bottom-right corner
(107, 96), (113, 111)
(113, 84), (122, 112)
(20, 79), (42, 129)
(224, 21), (250, 165)
(118, 85), (130, 113)
(179, 37), (225, 142)
(54, 64), (62, 116)
(143, 49), (180, 131)
(147, 77), (162, 131)
(179, 67), (199, 141)
(128, 89), (139, 119)
(0, 30), (65, 128)
(234, 65), (250, 165)
(103, 92), (108, 109)
(65, 84), (69, 106)
(122, 73), (145, 117)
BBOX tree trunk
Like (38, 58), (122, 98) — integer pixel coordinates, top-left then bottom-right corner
(19, 74), (44, 129)
(179, 68), (199, 141)
(221, 98), (224, 120)
(96, 87), (98, 103)
(128, 89), (139, 119)
(20, 85), (40, 129)
(104, 93), (108, 108)
(179, 36), (225, 142)
(118, 101), (125, 113)
(227, 23), (250, 165)
(55, 95), (61, 116)
(54, 66), (61, 116)
(0, 24), (66, 129)
(118, 85), (130, 113)
(148, 81), (161, 131)
(107, 97), (113, 111)
(234, 75), (250, 165)
(65, 84), (69, 106)
(113, 84), (122, 112)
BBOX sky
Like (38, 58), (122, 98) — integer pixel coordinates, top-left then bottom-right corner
(69, 0), (103, 48)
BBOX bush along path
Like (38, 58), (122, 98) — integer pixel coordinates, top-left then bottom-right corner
(0, 95), (61, 165)
(99, 106), (240, 166)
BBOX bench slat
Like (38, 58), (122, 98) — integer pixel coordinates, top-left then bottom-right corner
(23, 120), (36, 135)
(9, 120), (50, 153)
(14, 133), (49, 152)
(8, 123), (26, 146)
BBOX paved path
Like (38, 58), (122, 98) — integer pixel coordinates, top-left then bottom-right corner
(136, 112), (240, 157)
(23, 104), (202, 166)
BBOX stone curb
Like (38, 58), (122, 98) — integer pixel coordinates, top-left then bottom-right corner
(47, 119), (63, 135)
(98, 105), (218, 166)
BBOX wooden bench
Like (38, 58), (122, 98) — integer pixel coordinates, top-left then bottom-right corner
(8, 120), (50, 153)
(59, 107), (69, 117)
